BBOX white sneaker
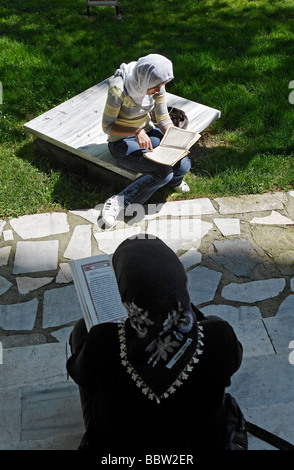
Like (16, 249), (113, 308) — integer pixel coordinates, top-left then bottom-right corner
(175, 181), (190, 193)
(102, 195), (124, 227)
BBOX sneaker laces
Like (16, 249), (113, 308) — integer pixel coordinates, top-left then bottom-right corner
(105, 197), (122, 217)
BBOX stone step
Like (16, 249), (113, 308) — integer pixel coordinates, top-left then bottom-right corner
(228, 352), (294, 450)
(229, 353), (294, 408)
(1, 432), (82, 451)
(0, 342), (68, 389)
(1, 339), (293, 450)
(0, 342), (84, 450)
(245, 402), (294, 450)
(0, 380), (84, 450)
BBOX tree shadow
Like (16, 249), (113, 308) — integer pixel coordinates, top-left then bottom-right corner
(16, 140), (115, 211)
(4, 0), (294, 208)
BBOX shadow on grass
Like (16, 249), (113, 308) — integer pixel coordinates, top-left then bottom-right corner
(15, 131), (293, 215)
(4, 0), (294, 211)
(16, 140), (113, 211)
(2, 0), (294, 115)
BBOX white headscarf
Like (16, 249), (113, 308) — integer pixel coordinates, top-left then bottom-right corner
(114, 54), (174, 106)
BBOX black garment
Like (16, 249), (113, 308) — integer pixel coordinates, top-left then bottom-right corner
(67, 308), (242, 453)
(112, 236), (200, 399)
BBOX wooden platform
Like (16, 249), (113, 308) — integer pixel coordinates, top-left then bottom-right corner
(24, 79), (221, 183)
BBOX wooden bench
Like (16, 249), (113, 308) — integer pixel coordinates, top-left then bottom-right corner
(24, 79), (221, 185)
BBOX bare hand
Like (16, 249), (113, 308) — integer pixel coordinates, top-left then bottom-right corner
(136, 129), (153, 152)
(161, 123), (174, 134)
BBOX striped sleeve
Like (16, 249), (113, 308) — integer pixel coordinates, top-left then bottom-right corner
(153, 87), (172, 128)
(102, 78), (124, 135)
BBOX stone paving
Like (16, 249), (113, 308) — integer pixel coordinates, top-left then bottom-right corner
(0, 191), (294, 450)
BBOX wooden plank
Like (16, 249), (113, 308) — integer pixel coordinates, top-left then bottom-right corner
(87, 0), (118, 5)
(166, 93), (221, 133)
(24, 81), (139, 180)
(86, 0), (119, 16)
(24, 79), (221, 181)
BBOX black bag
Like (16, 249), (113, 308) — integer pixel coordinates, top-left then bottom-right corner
(224, 393), (294, 451)
(150, 107), (189, 129)
(224, 393), (248, 450)
(167, 106), (189, 129)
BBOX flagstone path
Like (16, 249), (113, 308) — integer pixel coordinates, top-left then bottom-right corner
(0, 191), (294, 450)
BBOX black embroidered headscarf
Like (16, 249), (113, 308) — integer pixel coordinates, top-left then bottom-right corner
(112, 235), (204, 404)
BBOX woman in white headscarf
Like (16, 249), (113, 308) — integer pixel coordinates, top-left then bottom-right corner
(101, 54), (191, 227)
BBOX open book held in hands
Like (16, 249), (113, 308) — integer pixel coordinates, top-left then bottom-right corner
(69, 255), (127, 331)
(144, 126), (201, 166)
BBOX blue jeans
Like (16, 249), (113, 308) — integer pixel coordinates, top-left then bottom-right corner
(108, 128), (191, 208)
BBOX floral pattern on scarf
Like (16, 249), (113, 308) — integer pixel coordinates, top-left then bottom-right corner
(146, 302), (195, 368)
(123, 302), (154, 338)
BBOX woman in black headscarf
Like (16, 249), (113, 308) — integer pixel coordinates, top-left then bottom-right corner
(67, 235), (242, 453)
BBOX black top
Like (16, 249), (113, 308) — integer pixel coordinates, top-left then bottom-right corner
(67, 309), (242, 453)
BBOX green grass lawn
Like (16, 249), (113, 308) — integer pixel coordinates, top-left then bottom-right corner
(1, 0), (294, 218)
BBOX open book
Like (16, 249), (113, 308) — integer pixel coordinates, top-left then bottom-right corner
(69, 255), (127, 331)
(144, 126), (201, 166)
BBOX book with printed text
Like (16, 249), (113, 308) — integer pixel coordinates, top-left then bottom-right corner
(69, 255), (127, 331)
(144, 126), (201, 166)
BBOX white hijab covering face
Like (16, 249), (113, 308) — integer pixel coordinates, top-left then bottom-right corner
(114, 54), (174, 106)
